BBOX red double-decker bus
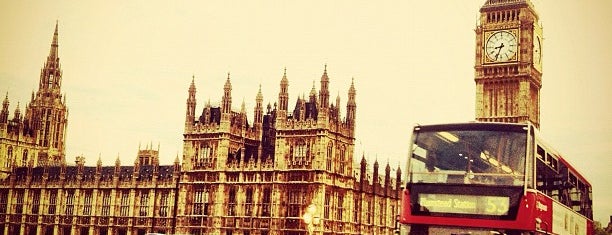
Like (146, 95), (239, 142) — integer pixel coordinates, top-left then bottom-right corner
(398, 122), (593, 235)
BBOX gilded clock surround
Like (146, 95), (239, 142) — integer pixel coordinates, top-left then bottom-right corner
(483, 29), (519, 63)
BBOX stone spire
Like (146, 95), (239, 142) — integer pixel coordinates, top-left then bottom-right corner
(49, 21), (59, 60)
(254, 84), (263, 125)
(222, 73), (232, 114)
(0, 93), (8, 123)
(278, 68), (289, 113)
(309, 80), (317, 104)
(346, 78), (356, 127)
(40, 21), (62, 92)
(12, 102), (21, 121)
(319, 64), (330, 108)
(185, 75), (197, 130)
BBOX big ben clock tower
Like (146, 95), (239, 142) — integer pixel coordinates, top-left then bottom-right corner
(474, 0), (543, 128)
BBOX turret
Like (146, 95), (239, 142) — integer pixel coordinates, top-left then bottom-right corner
(0, 93), (9, 123)
(174, 154), (181, 173)
(360, 154), (367, 186)
(114, 155), (121, 176)
(278, 68), (289, 115)
(185, 75), (197, 131)
(373, 159), (380, 189)
(384, 162), (391, 189)
(346, 78), (356, 127)
(12, 103), (21, 122)
(240, 99), (247, 127)
(335, 93), (341, 121)
(254, 85), (264, 126)
(319, 64), (330, 109)
(222, 73), (232, 114)
(293, 96), (306, 120)
(309, 81), (317, 104)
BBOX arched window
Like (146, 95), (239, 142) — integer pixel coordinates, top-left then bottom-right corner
(339, 145), (346, 174)
(293, 140), (307, 163)
(195, 145), (213, 167)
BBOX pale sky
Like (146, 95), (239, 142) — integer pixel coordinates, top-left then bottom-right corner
(1, 0), (611, 224)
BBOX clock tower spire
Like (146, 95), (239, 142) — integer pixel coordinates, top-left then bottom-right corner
(474, 0), (543, 128)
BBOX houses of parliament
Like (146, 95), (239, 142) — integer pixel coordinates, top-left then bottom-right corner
(0, 23), (401, 235)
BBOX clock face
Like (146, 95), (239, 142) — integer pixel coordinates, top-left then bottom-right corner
(533, 36), (542, 65)
(485, 31), (518, 63)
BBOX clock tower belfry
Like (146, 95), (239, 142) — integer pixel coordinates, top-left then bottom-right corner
(474, 0), (543, 128)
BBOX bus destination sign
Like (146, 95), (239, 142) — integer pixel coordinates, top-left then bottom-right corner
(418, 193), (510, 216)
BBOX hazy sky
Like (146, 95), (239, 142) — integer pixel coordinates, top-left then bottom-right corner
(1, 0), (611, 223)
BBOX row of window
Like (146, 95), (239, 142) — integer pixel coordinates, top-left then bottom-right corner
(0, 189), (172, 217)
(192, 187), (272, 217)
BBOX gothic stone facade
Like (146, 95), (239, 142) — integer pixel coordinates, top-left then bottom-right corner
(177, 68), (402, 235)
(0, 146), (180, 235)
(0, 23), (402, 235)
(0, 22), (68, 174)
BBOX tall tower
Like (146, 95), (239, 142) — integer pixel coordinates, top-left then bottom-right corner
(27, 22), (69, 165)
(474, 0), (542, 128)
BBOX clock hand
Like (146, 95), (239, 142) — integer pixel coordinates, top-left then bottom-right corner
(494, 43), (505, 50)
(494, 43), (504, 60)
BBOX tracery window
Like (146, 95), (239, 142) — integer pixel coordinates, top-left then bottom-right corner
(245, 188), (253, 216)
(228, 187), (236, 216)
(336, 192), (344, 221)
(14, 190), (24, 214)
(193, 189), (210, 215)
(48, 191), (57, 214)
(338, 145), (346, 174)
(83, 191), (92, 216)
(101, 191), (111, 216)
(139, 192), (149, 216)
(120, 191), (130, 216)
(195, 145), (213, 167)
(65, 190), (74, 215)
(31, 190), (41, 214)
(293, 140), (307, 163)
(159, 191), (169, 217)
(261, 188), (271, 217)
(287, 189), (302, 218)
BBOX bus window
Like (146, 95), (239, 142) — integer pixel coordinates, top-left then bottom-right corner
(409, 128), (527, 186)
